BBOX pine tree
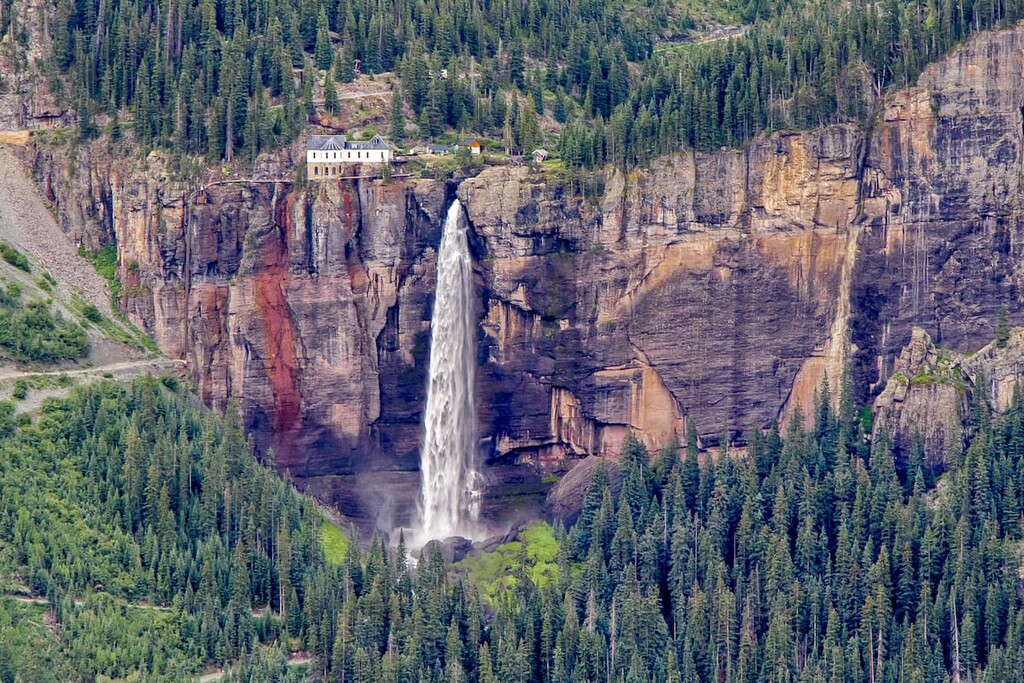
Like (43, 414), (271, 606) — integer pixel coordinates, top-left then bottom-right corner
(302, 64), (316, 118)
(390, 88), (407, 142)
(508, 42), (525, 89)
(315, 8), (333, 71)
(996, 305), (1010, 348)
(337, 44), (356, 82)
(515, 98), (541, 155)
(231, 538), (251, 611)
(681, 420), (701, 512)
(553, 90), (568, 123)
(324, 71), (340, 114)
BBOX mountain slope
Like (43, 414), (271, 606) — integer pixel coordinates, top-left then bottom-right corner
(0, 378), (329, 681)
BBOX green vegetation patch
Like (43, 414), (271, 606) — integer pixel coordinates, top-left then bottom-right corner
(0, 594), (199, 682)
(79, 244), (120, 301)
(908, 356), (967, 389)
(0, 378), (324, 680)
(0, 599), (65, 682)
(0, 400), (13, 437)
(320, 519), (351, 565)
(456, 521), (562, 604)
(24, 373), (74, 391)
(81, 303), (103, 323)
(70, 289), (161, 357)
(0, 242), (31, 272)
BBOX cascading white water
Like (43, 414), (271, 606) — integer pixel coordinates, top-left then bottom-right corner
(418, 199), (481, 541)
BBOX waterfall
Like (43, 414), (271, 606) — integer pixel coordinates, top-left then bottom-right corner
(418, 199), (481, 541)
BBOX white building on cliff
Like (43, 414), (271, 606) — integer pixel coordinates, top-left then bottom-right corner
(307, 134), (392, 177)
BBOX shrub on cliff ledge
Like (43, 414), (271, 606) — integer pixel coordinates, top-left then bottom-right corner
(0, 242), (30, 272)
(996, 305), (1010, 348)
(79, 244), (121, 302)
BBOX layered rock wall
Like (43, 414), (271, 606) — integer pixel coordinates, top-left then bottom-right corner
(23, 24), (1024, 528)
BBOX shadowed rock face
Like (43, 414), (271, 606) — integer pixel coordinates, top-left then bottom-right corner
(851, 25), (1024, 398)
(26, 24), (1024, 530)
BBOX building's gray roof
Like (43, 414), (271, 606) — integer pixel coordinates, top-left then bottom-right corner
(308, 135), (348, 150)
(307, 134), (391, 151)
(347, 135), (391, 151)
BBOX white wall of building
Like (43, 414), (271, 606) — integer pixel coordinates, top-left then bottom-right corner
(306, 148), (391, 164)
(306, 146), (392, 178)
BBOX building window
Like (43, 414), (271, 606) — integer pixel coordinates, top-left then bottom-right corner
(314, 166), (319, 175)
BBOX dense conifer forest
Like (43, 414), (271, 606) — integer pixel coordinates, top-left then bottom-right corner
(32, 0), (1024, 168)
(3, 374), (1024, 681)
(0, 275), (90, 364)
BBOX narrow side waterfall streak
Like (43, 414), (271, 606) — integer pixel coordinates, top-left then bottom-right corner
(419, 199), (480, 541)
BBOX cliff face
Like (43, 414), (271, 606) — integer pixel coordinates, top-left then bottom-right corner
(460, 130), (862, 462)
(26, 24), (1024, 529)
(854, 25), (1024, 395)
(461, 22), (1024, 467)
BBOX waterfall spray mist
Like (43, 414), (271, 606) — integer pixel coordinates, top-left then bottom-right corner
(418, 199), (481, 541)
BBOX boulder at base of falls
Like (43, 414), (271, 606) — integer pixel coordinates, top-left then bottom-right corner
(419, 537), (475, 564)
(473, 526), (522, 554)
(545, 456), (622, 525)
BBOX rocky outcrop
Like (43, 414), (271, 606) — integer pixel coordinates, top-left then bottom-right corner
(962, 329), (1024, 413)
(21, 23), (1024, 531)
(872, 328), (969, 468)
(874, 326), (1024, 469)
(545, 456), (622, 524)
